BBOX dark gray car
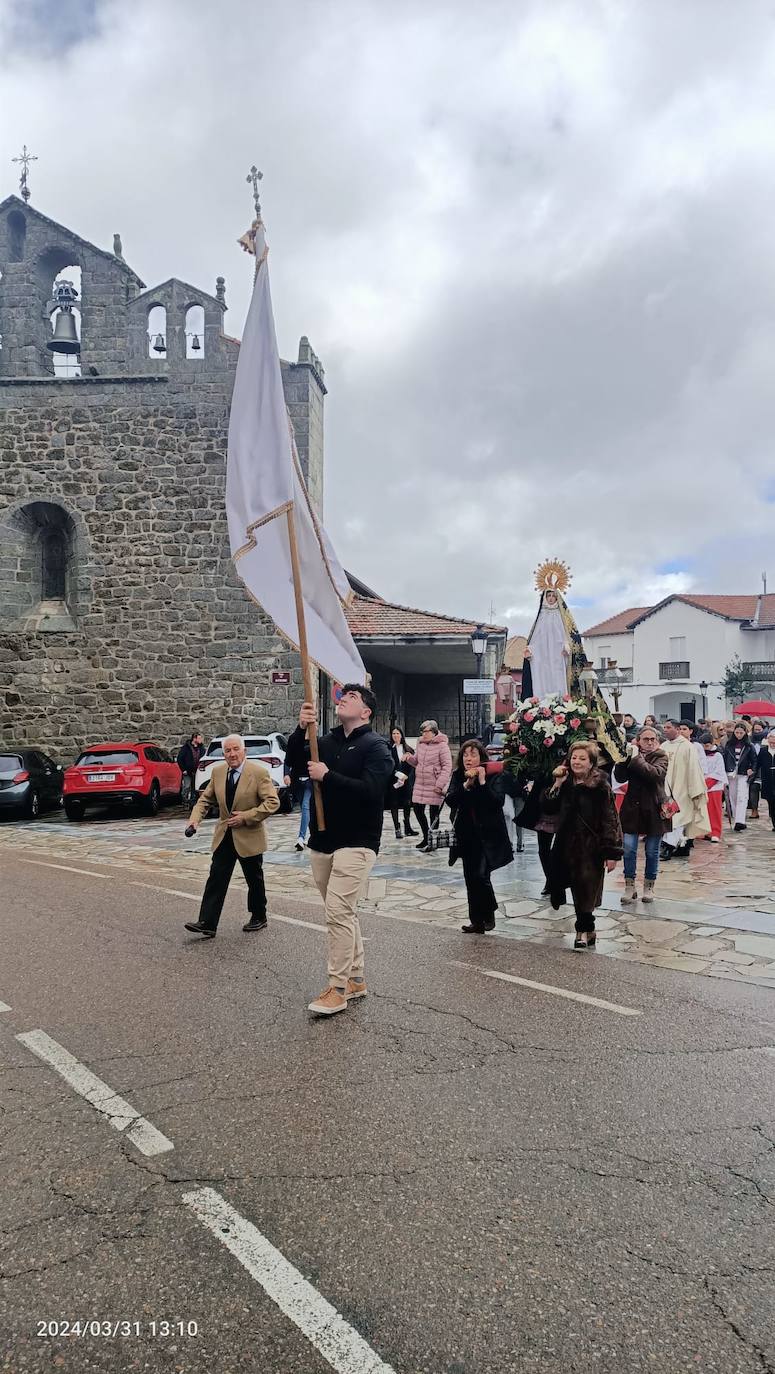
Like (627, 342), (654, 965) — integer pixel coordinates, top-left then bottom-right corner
(0, 749), (64, 820)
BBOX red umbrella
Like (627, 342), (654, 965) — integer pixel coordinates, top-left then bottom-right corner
(733, 699), (775, 717)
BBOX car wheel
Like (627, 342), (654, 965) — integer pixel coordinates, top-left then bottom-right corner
(144, 782), (161, 817)
(26, 789), (40, 820)
(64, 800), (85, 821)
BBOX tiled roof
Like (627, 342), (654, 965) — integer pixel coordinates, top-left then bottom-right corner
(585, 593), (775, 636)
(583, 607), (652, 636)
(678, 593), (775, 622)
(346, 594), (506, 638)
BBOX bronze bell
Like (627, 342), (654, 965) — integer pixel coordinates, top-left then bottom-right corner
(152, 333), (166, 353)
(190, 334), (201, 351)
(47, 308), (80, 354)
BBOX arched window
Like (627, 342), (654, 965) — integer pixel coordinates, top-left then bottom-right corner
(49, 265), (82, 378)
(147, 303), (167, 358)
(8, 209), (26, 262)
(1, 502), (78, 631)
(185, 304), (205, 358)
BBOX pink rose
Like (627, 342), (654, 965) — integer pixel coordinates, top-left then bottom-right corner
(570, 717), (581, 729)
(544, 735), (555, 746)
(542, 708), (551, 718)
(554, 714), (565, 724)
(518, 744), (528, 755)
(563, 694), (571, 702)
(523, 711), (535, 722)
(530, 697), (539, 705)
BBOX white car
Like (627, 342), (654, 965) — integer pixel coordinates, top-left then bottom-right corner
(194, 733), (291, 811)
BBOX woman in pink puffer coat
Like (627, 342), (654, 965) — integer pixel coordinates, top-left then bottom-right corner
(406, 721), (453, 851)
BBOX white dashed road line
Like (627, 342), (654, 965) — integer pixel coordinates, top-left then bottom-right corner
(183, 1187), (396, 1374)
(15, 1029), (174, 1156)
(129, 881), (333, 934)
(16, 858), (109, 879)
(449, 960), (642, 1017)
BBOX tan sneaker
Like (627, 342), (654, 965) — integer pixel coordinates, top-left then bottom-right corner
(346, 978), (367, 1000)
(308, 986), (347, 1016)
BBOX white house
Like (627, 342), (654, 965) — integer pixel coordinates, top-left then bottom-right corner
(583, 594), (775, 722)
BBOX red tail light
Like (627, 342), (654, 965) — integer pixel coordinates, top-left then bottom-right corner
(258, 756), (282, 768)
(12, 770), (30, 783)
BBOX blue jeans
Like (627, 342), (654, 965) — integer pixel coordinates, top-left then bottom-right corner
(298, 780), (312, 841)
(623, 832), (660, 881)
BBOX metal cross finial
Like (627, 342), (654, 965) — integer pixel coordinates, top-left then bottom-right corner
(12, 144), (38, 203)
(246, 165), (263, 217)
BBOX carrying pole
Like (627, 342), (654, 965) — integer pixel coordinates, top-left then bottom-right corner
(286, 506), (326, 830)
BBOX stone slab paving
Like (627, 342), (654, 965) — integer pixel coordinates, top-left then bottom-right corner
(1, 804), (774, 987)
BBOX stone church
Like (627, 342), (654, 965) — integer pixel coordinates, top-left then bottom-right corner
(0, 193), (504, 759)
(0, 193), (331, 757)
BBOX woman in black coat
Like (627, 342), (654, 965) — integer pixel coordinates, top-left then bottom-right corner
(447, 739), (513, 934)
(385, 728), (418, 839)
(541, 740), (623, 950)
(722, 724), (758, 831)
(755, 729), (775, 831)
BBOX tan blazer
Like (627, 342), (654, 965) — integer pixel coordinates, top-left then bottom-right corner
(190, 760), (280, 856)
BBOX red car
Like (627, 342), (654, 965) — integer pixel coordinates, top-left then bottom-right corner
(63, 742), (182, 821)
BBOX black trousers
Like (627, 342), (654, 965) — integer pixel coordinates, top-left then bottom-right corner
(413, 803), (440, 839)
(390, 804), (414, 832)
(199, 830), (267, 931)
(461, 850), (497, 930)
(537, 830), (554, 879)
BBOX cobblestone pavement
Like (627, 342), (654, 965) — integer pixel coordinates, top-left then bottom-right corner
(2, 803), (774, 987)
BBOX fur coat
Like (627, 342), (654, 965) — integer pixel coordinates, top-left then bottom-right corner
(541, 769), (623, 913)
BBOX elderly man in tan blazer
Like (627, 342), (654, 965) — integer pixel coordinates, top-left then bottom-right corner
(183, 732), (280, 939)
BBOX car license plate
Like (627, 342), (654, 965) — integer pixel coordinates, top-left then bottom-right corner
(88, 773), (116, 783)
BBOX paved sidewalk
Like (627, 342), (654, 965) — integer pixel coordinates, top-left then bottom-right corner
(1, 805), (774, 986)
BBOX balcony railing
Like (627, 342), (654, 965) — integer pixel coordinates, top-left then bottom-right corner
(597, 667), (633, 684)
(743, 662), (775, 683)
(659, 661), (690, 681)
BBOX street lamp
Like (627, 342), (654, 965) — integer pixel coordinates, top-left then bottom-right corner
(699, 679), (708, 720)
(470, 624), (488, 739)
(578, 659), (598, 701)
(606, 658), (624, 718)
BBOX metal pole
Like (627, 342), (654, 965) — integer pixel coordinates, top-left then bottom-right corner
(477, 647), (484, 738)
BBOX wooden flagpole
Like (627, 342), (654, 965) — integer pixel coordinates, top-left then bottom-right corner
(286, 506), (326, 831)
(242, 167), (324, 830)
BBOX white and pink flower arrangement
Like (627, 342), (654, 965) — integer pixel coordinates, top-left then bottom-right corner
(502, 692), (589, 776)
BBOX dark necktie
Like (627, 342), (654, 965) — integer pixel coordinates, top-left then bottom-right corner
(226, 768), (237, 811)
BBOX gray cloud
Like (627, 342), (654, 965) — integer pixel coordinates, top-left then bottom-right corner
(2, 0), (774, 632)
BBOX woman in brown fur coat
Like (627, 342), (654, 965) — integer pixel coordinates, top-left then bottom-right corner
(541, 741), (623, 950)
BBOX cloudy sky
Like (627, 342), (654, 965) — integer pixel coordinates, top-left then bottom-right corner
(2, 0), (775, 633)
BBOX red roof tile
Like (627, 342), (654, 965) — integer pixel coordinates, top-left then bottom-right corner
(583, 607), (652, 636)
(586, 593), (775, 636)
(346, 594), (506, 638)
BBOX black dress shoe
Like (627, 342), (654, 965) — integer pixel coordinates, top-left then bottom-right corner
(243, 918), (268, 932)
(540, 884), (550, 896)
(416, 840), (429, 852)
(483, 916), (496, 930)
(184, 921), (215, 938)
(462, 923), (485, 933)
(405, 826), (419, 836)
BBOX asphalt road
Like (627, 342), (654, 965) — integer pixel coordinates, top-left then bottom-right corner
(1, 853), (774, 1373)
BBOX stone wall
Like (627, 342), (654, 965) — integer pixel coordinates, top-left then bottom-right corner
(0, 376), (306, 760)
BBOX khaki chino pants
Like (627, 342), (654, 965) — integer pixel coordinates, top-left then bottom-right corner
(309, 847), (376, 988)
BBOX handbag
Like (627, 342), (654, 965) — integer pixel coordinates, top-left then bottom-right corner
(660, 777), (680, 821)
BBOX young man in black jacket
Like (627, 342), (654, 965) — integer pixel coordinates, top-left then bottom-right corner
(290, 684), (393, 1016)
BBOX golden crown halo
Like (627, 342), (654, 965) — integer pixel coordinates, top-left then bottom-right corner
(534, 559), (571, 594)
